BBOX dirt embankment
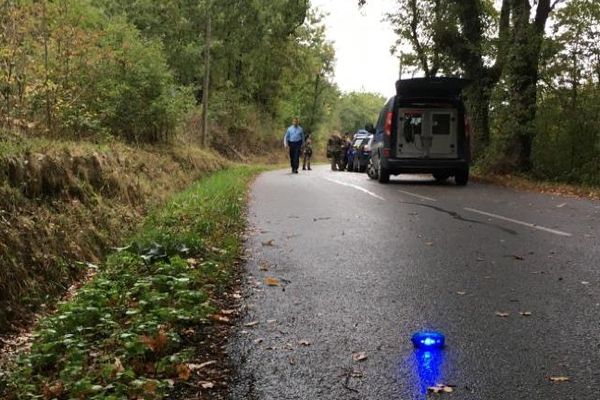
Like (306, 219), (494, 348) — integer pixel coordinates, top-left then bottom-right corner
(0, 138), (228, 334)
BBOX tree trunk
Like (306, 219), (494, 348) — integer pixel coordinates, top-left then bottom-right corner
(464, 83), (491, 156)
(500, 0), (553, 172)
(202, 8), (212, 148)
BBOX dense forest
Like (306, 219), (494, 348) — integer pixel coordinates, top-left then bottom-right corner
(384, 0), (600, 185)
(0, 0), (346, 152)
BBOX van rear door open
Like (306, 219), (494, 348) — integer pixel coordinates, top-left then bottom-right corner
(397, 107), (458, 159)
(371, 78), (472, 185)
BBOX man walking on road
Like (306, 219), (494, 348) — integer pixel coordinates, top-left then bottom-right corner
(283, 117), (304, 174)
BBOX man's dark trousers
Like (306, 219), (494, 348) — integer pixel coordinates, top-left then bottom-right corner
(288, 140), (302, 172)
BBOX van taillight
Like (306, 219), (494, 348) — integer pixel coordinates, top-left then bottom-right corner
(384, 112), (393, 136)
(383, 148), (391, 157)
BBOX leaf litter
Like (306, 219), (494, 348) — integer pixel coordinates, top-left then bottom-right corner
(549, 376), (570, 383)
(427, 384), (456, 394)
(352, 352), (368, 362)
(265, 277), (280, 286)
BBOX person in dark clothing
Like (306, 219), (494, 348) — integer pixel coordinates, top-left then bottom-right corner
(283, 117), (304, 174)
(302, 132), (313, 171)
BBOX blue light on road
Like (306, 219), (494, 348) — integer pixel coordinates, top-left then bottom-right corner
(414, 348), (445, 394)
(411, 331), (445, 349)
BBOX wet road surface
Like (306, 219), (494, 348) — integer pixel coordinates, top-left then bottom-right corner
(229, 165), (600, 400)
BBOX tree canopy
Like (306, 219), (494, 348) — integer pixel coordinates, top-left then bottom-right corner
(0, 0), (338, 149)
(363, 0), (598, 185)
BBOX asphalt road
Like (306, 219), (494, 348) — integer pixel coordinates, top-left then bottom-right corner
(229, 165), (600, 400)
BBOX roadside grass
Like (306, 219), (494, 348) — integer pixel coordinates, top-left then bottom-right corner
(0, 165), (265, 399)
(0, 132), (227, 333)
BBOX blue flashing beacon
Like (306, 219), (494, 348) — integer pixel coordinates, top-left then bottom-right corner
(411, 331), (445, 349)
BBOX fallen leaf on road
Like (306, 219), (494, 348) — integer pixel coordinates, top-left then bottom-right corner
(244, 321), (259, 327)
(512, 255), (524, 260)
(495, 312), (510, 318)
(261, 240), (275, 247)
(456, 291), (467, 296)
(200, 381), (215, 389)
(425, 241), (434, 246)
(352, 352), (368, 362)
(254, 338), (264, 344)
(265, 277), (280, 286)
(210, 315), (230, 323)
(298, 339), (311, 346)
(427, 384), (455, 394)
(556, 203), (567, 208)
(351, 370), (364, 378)
(549, 376), (570, 383)
(220, 309), (235, 315)
(267, 319), (277, 324)
(232, 293), (242, 299)
(187, 361), (217, 371)
(288, 357), (296, 365)
(176, 364), (191, 381)
(259, 261), (270, 271)
(519, 311), (532, 317)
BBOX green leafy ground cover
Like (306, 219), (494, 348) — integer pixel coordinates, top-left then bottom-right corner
(0, 165), (265, 399)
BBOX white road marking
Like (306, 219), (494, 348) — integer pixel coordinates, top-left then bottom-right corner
(397, 190), (437, 202)
(464, 207), (573, 237)
(324, 177), (385, 201)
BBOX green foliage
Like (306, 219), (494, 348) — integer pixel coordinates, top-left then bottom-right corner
(1, 0), (334, 148)
(385, 0), (600, 181)
(93, 19), (193, 143)
(529, 0), (600, 185)
(277, 11), (337, 130)
(324, 91), (385, 135)
(0, 0), (191, 143)
(0, 166), (265, 399)
(387, 0), (463, 77)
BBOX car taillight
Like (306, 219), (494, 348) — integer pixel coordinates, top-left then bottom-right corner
(384, 112), (393, 136)
(383, 148), (390, 157)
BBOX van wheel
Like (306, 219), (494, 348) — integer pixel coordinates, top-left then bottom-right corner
(367, 160), (378, 180)
(378, 162), (390, 183)
(455, 169), (469, 186)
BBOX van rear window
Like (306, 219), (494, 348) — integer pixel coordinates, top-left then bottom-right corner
(403, 113), (422, 137)
(432, 114), (451, 135)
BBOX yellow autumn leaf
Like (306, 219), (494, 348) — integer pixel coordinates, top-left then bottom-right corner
(265, 277), (280, 286)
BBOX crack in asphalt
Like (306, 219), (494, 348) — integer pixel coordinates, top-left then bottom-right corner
(401, 202), (519, 235)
